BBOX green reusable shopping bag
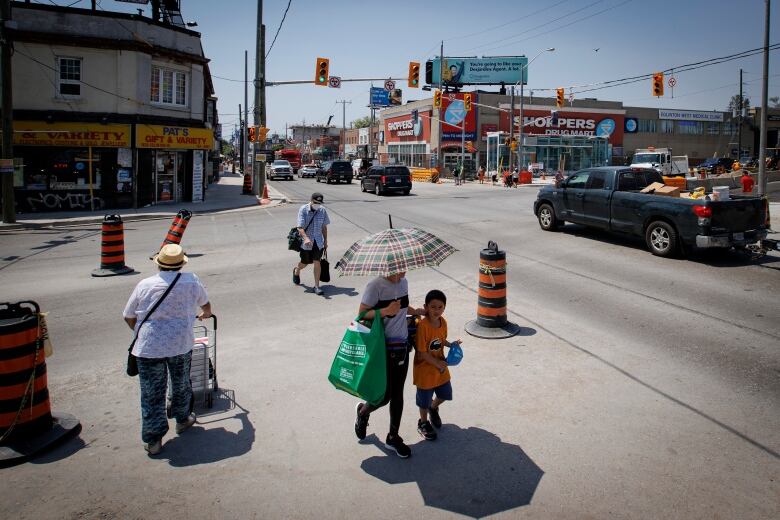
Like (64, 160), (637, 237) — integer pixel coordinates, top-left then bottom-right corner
(328, 312), (387, 406)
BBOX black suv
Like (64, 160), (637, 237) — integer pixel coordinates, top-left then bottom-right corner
(361, 165), (412, 196)
(698, 157), (733, 175)
(316, 160), (352, 184)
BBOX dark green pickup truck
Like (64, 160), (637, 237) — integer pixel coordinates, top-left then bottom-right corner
(533, 166), (769, 257)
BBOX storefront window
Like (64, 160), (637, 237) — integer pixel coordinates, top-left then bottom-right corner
(660, 120), (674, 134)
(677, 121), (703, 135)
(707, 123), (720, 135)
(637, 119), (657, 133)
(387, 143), (427, 167)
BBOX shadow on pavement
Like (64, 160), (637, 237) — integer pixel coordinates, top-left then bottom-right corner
(360, 425), (543, 518)
(160, 389), (254, 467)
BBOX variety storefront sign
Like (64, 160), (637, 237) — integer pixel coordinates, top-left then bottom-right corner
(429, 57), (528, 85)
(13, 121), (131, 147)
(658, 109), (723, 122)
(500, 108), (624, 145)
(136, 125), (214, 149)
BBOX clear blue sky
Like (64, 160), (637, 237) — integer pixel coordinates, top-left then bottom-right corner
(79, 1), (780, 136)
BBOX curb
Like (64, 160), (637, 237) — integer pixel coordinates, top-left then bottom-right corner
(0, 194), (289, 232)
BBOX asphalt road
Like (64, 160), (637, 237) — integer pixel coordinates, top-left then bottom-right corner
(1, 178), (778, 519)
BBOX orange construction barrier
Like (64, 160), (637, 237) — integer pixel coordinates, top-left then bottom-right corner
(464, 242), (521, 339)
(242, 173), (253, 194)
(160, 209), (192, 251)
(0, 302), (51, 443)
(91, 215), (134, 277)
(519, 170), (533, 184)
(662, 176), (686, 189)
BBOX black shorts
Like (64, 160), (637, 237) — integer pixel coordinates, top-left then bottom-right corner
(299, 244), (323, 264)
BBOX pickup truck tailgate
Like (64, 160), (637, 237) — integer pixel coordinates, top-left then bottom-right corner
(710, 197), (765, 232)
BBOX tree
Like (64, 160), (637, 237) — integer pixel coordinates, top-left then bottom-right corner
(352, 116), (372, 128)
(770, 96), (780, 108)
(728, 94), (751, 114)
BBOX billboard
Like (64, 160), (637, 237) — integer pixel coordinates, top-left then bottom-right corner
(441, 93), (477, 142)
(370, 87), (402, 107)
(499, 109), (624, 146)
(427, 57), (528, 86)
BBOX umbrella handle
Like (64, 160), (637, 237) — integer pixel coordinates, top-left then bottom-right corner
(388, 214), (393, 229)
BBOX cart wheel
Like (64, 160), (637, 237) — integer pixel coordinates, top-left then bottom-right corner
(207, 393), (213, 408)
(166, 403), (172, 419)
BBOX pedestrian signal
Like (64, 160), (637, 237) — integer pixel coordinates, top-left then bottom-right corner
(463, 93), (472, 112)
(433, 89), (442, 108)
(408, 61), (420, 88)
(652, 72), (664, 97)
(314, 57), (329, 86)
(258, 127), (269, 142)
(248, 127), (256, 142)
(556, 88), (565, 108)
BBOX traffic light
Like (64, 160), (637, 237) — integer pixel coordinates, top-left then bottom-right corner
(248, 126), (256, 142)
(556, 88), (565, 108)
(433, 89), (442, 108)
(411, 109), (419, 124)
(408, 61), (420, 88)
(652, 72), (664, 97)
(463, 93), (472, 112)
(314, 57), (329, 86)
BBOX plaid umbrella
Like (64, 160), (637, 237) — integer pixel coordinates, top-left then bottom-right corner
(336, 227), (457, 277)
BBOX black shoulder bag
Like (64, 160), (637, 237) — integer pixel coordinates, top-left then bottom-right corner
(287, 211), (316, 252)
(126, 273), (182, 376)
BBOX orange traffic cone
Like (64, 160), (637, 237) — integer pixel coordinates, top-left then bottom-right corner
(262, 184), (269, 200)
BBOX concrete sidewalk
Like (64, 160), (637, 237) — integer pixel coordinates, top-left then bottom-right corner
(0, 171), (287, 230)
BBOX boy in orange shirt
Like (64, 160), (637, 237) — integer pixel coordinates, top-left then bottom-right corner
(413, 289), (460, 441)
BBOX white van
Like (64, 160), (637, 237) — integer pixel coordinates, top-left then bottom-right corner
(352, 158), (377, 179)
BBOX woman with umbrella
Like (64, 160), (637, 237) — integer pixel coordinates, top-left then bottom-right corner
(339, 224), (456, 458)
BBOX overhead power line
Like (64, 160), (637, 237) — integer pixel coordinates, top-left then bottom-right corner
(266, 0), (293, 60)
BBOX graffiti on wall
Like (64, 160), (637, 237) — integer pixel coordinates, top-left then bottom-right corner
(25, 192), (104, 211)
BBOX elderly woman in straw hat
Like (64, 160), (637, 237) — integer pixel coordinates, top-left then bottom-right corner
(122, 244), (212, 456)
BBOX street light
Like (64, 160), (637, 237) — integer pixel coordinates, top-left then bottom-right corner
(509, 47), (554, 171)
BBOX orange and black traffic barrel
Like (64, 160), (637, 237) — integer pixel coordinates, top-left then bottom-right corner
(465, 241), (521, 339)
(242, 173), (253, 194)
(160, 209), (192, 250)
(91, 215), (134, 277)
(0, 301), (51, 444)
(476, 242), (508, 328)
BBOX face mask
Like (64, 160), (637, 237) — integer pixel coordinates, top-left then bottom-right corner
(310, 203), (321, 210)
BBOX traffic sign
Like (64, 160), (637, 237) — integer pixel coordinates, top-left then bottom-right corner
(328, 76), (341, 88)
(384, 80), (395, 91)
(668, 76), (677, 88)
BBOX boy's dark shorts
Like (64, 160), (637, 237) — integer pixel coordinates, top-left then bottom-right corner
(416, 381), (452, 408)
(299, 244), (323, 265)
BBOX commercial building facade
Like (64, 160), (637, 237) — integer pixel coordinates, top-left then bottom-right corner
(8, 2), (218, 212)
(377, 90), (776, 174)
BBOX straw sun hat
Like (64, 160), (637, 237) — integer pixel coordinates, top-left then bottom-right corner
(153, 244), (188, 269)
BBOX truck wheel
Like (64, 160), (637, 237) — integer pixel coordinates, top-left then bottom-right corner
(537, 203), (560, 231)
(645, 221), (679, 257)
(375, 184), (382, 196)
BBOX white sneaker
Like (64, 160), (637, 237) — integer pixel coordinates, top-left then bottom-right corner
(175, 413), (197, 434)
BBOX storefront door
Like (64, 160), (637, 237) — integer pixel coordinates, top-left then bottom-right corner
(155, 151), (185, 203)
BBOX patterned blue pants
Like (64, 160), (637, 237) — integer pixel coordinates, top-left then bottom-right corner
(137, 351), (192, 443)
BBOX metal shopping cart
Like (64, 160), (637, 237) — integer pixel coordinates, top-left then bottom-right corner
(167, 315), (218, 417)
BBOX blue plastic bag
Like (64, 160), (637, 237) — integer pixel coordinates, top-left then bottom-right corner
(446, 342), (463, 366)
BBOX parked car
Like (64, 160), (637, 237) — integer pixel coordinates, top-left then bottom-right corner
(316, 160), (353, 183)
(533, 166), (768, 257)
(361, 165), (412, 196)
(268, 160), (294, 181)
(352, 158), (377, 179)
(697, 157), (733, 175)
(298, 163), (318, 178)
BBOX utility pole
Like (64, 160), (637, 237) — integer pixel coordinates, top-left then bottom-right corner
(253, 0), (265, 197)
(238, 104), (243, 173)
(738, 68), (743, 160)
(757, 0), (770, 197)
(244, 50), (249, 178)
(509, 86), (515, 171)
(1, 0), (15, 223)
(437, 41), (444, 174)
(336, 100), (352, 129)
